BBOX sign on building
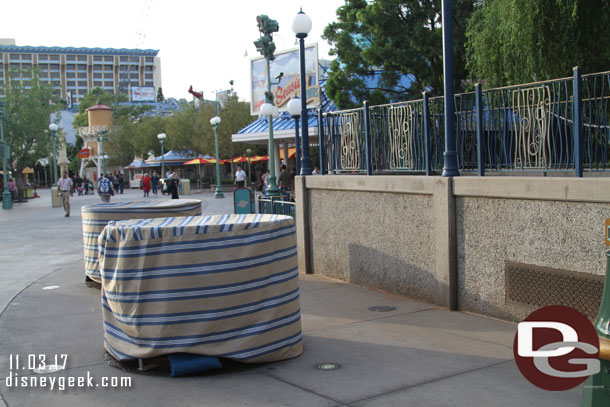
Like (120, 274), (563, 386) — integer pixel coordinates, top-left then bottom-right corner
(250, 43), (320, 116)
(131, 87), (156, 102)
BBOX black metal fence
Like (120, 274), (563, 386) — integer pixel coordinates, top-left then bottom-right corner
(318, 68), (610, 176)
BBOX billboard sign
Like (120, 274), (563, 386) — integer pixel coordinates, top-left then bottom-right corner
(131, 86), (156, 102)
(250, 43), (320, 116)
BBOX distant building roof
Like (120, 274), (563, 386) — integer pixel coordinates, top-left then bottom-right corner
(0, 44), (159, 56)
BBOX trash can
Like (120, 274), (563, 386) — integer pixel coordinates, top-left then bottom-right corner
(51, 186), (61, 208)
(234, 187), (254, 214)
(180, 179), (191, 195)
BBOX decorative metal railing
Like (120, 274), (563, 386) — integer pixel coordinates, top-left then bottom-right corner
(258, 198), (296, 218)
(318, 68), (610, 176)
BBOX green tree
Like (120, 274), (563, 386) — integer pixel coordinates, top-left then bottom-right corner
(466, 0), (610, 87)
(323, 0), (475, 109)
(2, 70), (61, 187)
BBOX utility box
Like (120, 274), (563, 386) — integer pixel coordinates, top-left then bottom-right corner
(51, 187), (61, 208)
(234, 188), (254, 214)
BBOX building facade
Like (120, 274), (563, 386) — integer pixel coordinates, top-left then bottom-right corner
(0, 38), (161, 106)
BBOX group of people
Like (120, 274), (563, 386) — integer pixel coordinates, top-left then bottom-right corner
(139, 170), (181, 199)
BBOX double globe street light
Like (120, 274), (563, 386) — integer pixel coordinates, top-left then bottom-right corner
(292, 9), (313, 175)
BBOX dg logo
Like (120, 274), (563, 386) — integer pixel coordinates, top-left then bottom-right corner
(514, 305), (600, 391)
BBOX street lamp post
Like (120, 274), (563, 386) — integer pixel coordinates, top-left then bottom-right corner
(287, 97), (301, 175)
(157, 133), (166, 178)
(102, 154), (109, 175)
(246, 148), (252, 186)
(1, 104), (11, 209)
(292, 9), (313, 175)
(254, 15), (281, 198)
(210, 117), (224, 198)
(48, 123), (59, 186)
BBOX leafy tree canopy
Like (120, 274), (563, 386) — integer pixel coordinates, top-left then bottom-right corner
(466, 0), (610, 87)
(2, 70), (61, 184)
(323, 0), (474, 109)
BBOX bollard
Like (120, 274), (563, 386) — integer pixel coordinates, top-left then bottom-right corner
(581, 251), (610, 406)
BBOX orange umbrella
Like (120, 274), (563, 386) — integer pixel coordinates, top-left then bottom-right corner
(184, 158), (226, 165)
(232, 156), (249, 163)
(250, 155), (269, 162)
(279, 148), (297, 159)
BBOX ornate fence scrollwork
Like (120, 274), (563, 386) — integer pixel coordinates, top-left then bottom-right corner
(339, 112), (362, 171)
(387, 104), (415, 170)
(512, 85), (552, 169)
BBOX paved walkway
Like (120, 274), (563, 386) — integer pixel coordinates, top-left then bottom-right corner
(0, 188), (582, 406)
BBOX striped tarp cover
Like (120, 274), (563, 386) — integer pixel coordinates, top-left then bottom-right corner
(81, 199), (202, 283)
(99, 213), (303, 363)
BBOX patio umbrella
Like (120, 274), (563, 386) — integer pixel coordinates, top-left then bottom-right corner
(250, 155), (269, 162)
(232, 156), (249, 163)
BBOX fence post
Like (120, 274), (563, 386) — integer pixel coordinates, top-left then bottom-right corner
(364, 101), (373, 175)
(318, 109), (326, 175)
(573, 66), (583, 177)
(475, 83), (485, 176)
(329, 115), (336, 173)
(423, 91), (432, 176)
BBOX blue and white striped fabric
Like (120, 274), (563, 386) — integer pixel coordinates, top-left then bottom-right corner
(99, 214), (303, 363)
(81, 199), (202, 283)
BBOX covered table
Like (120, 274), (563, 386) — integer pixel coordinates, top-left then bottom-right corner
(81, 199), (202, 283)
(99, 213), (302, 363)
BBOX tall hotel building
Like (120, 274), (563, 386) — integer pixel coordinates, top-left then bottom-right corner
(0, 38), (161, 106)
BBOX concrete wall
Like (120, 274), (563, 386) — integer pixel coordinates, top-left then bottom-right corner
(295, 175), (610, 321)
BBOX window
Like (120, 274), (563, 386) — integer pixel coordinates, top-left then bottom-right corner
(119, 65), (128, 71)
(145, 66), (153, 72)
(93, 56), (103, 62)
(21, 54), (31, 60)
(77, 64), (87, 72)
(94, 81), (103, 87)
(50, 64), (59, 70)
(119, 56), (129, 62)
(93, 73), (102, 79)
(50, 72), (59, 78)
(78, 81), (87, 86)
(104, 56), (113, 62)
(146, 57), (154, 63)
(130, 65), (138, 71)
(67, 81), (76, 86)
(144, 81), (153, 87)
(50, 54), (59, 61)
(38, 54), (48, 61)
(66, 72), (75, 79)
(67, 64), (76, 70)
(9, 54), (19, 59)
(78, 73), (87, 79)
(104, 65), (113, 71)
(145, 73), (153, 80)
(104, 73), (113, 79)
(77, 55), (87, 61)
(93, 64), (102, 71)
(66, 55), (76, 61)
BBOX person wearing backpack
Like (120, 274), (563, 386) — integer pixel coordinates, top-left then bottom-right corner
(98, 174), (114, 203)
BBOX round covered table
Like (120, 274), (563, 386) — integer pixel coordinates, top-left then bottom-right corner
(81, 199), (202, 283)
(98, 213), (302, 363)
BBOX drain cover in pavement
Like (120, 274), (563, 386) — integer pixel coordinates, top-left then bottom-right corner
(33, 364), (65, 374)
(315, 363), (340, 371)
(368, 305), (396, 312)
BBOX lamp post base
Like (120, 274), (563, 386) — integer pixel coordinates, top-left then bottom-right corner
(2, 191), (12, 209)
(215, 188), (225, 198)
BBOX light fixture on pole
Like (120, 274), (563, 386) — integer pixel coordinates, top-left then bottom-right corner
(287, 97), (301, 175)
(157, 133), (166, 178)
(48, 123), (59, 186)
(245, 148), (252, 186)
(1, 104), (11, 209)
(210, 117), (224, 198)
(102, 154), (109, 175)
(254, 14), (281, 198)
(292, 8), (313, 175)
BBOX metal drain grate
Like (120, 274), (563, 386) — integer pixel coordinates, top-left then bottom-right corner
(505, 261), (604, 320)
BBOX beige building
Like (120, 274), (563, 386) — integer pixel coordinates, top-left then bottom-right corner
(0, 38), (162, 106)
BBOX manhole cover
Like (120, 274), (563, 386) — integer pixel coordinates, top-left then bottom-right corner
(368, 305), (397, 312)
(315, 363), (340, 371)
(33, 364), (64, 374)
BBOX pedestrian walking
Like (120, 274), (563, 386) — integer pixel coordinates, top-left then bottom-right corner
(117, 171), (125, 194)
(98, 173), (114, 203)
(141, 172), (151, 197)
(235, 165), (247, 188)
(151, 171), (160, 195)
(168, 171), (180, 199)
(57, 171), (73, 217)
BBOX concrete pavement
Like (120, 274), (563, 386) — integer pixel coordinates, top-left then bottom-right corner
(0, 188), (582, 406)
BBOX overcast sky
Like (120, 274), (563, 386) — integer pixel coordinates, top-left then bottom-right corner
(3, 0), (345, 104)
